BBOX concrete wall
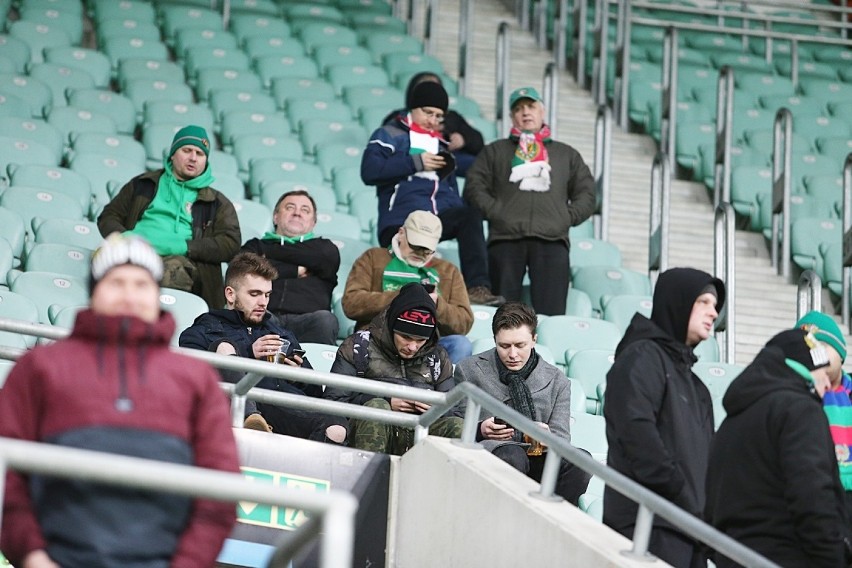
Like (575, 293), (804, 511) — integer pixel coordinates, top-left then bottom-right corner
(391, 437), (672, 568)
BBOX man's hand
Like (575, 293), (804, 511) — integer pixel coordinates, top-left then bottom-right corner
(215, 342), (237, 356)
(390, 397), (418, 413)
(447, 132), (465, 151)
(23, 550), (59, 568)
(252, 334), (283, 360)
(281, 354), (303, 367)
(297, 266), (309, 277)
(420, 152), (446, 172)
(534, 422), (550, 447)
(481, 417), (515, 441)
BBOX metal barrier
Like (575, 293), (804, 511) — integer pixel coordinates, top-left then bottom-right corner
(714, 202), (736, 364)
(842, 154), (852, 332)
(659, 26), (679, 161)
(0, 439), (358, 568)
(571, 0), (590, 88)
(713, 66), (735, 209)
(796, 270), (823, 320)
(648, 152), (671, 286)
(542, 61), (559, 138)
(591, 0), (613, 108)
(554, 0), (569, 70)
(458, 0), (474, 97)
(593, 104), (612, 241)
(423, 0), (437, 55)
(496, 22), (511, 135)
(770, 108), (793, 280)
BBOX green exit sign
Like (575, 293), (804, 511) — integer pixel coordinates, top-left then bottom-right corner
(237, 466), (331, 530)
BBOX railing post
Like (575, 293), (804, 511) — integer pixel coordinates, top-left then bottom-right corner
(591, 0), (610, 107)
(660, 27), (679, 160)
(458, 0), (473, 97)
(714, 203), (736, 364)
(622, 504), (655, 560)
(555, 0), (569, 70)
(713, 67), (734, 208)
(459, 396), (482, 445)
(614, 0), (632, 129)
(572, 0), (588, 88)
(771, 108), (793, 280)
(496, 22), (511, 136)
(796, 271), (823, 320)
(842, 154), (852, 332)
(423, 0), (437, 55)
(543, 61), (559, 138)
(530, 450), (562, 502)
(593, 104), (612, 241)
(648, 152), (671, 286)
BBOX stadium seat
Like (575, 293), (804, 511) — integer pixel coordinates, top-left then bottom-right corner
(287, 100), (353, 134)
(314, 211), (362, 241)
(7, 163), (93, 213)
(7, 20), (71, 65)
(210, 174), (246, 203)
(0, 237), (11, 286)
(92, 0), (157, 26)
(242, 36), (304, 62)
(694, 336), (720, 363)
(382, 52), (444, 85)
(159, 287), (209, 345)
(327, 235), (372, 267)
(232, 199), (273, 241)
(159, 6), (223, 44)
(28, 63), (97, 109)
(248, 158), (325, 199)
(0, 135), (58, 174)
(0, 34), (32, 73)
(571, 266), (652, 315)
(566, 348), (615, 415)
(0, 186), (85, 238)
(569, 238), (623, 273)
(174, 28), (239, 61)
(117, 59), (186, 92)
(220, 110), (291, 147)
(123, 79), (194, 121)
(363, 32), (423, 65)
(791, 217), (840, 275)
(43, 47), (111, 89)
(332, 295), (355, 341)
(32, 217), (102, 250)
(298, 23), (358, 55)
(69, 132), (146, 172)
(312, 139), (367, 178)
(347, 191), (378, 241)
(0, 290), (40, 345)
(343, 85), (404, 117)
(67, 89), (136, 135)
(69, 152), (145, 210)
(96, 17), (162, 47)
(537, 315), (622, 368)
(299, 342), (339, 373)
(257, 180), (336, 213)
(195, 68), (263, 102)
(0, 90), (31, 120)
(466, 305), (498, 342)
(314, 45), (373, 75)
(48, 106), (119, 148)
(9, 271), (88, 324)
(24, 242), (92, 280)
(209, 89), (277, 124)
(253, 55), (320, 89)
(271, 76), (336, 111)
(231, 134), (303, 182)
(0, 206), (26, 259)
(0, 117), (64, 165)
(327, 64), (390, 96)
(230, 14), (291, 44)
(142, 101), (215, 134)
(0, 74), (53, 118)
(602, 294), (653, 333)
(693, 361), (744, 400)
(183, 46), (251, 83)
(286, 4), (345, 25)
(570, 412), (607, 463)
(102, 37), (170, 74)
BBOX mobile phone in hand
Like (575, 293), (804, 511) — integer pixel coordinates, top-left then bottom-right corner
(493, 417), (507, 426)
(291, 348), (306, 358)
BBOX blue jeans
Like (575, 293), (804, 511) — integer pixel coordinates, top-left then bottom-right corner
(439, 334), (473, 364)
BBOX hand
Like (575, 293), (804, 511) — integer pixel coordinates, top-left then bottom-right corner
(215, 342), (237, 356)
(297, 266), (308, 277)
(412, 400), (431, 413)
(534, 422), (550, 447)
(447, 132), (465, 151)
(23, 550), (60, 568)
(252, 334), (283, 360)
(390, 397), (418, 413)
(481, 417), (515, 441)
(281, 354), (303, 367)
(420, 152), (446, 172)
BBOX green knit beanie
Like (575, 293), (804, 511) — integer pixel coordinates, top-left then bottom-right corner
(169, 125), (211, 158)
(796, 310), (847, 361)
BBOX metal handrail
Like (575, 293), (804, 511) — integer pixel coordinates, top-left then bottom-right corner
(713, 66), (735, 209)
(593, 104), (612, 241)
(571, 0), (589, 88)
(612, 0), (633, 128)
(591, 0), (612, 107)
(457, 0), (473, 97)
(0, 438), (359, 568)
(496, 22), (511, 133)
(771, 108), (793, 280)
(543, 61), (559, 138)
(648, 152), (671, 286)
(659, 26), (679, 161)
(554, 0), (569, 70)
(842, 154), (852, 332)
(796, 271), (823, 320)
(423, 0), (437, 55)
(714, 202), (736, 364)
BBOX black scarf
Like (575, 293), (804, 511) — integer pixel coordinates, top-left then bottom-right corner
(495, 349), (539, 441)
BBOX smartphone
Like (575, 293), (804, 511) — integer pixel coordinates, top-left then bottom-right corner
(493, 417), (507, 426)
(291, 348), (306, 358)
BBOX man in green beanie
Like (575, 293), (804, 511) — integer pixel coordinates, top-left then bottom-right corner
(797, 310), (852, 522)
(98, 125), (241, 309)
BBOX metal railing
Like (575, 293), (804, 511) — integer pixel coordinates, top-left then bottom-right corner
(0, 318), (781, 567)
(713, 66), (735, 209)
(648, 152), (671, 286)
(591, 0), (614, 108)
(841, 154), (852, 332)
(714, 202), (736, 364)
(770, 108), (794, 281)
(496, 22), (512, 134)
(797, 270), (823, 321)
(659, 26), (679, 161)
(0, 438), (358, 568)
(542, 61), (559, 138)
(593, 104), (612, 241)
(458, 0), (474, 97)
(571, 0), (590, 88)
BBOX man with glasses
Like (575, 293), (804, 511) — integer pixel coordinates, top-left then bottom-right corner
(361, 81), (503, 307)
(342, 210), (474, 363)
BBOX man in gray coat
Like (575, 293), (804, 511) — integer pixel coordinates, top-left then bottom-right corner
(453, 301), (591, 504)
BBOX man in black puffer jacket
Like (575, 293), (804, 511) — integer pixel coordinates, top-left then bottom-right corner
(604, 267), (725, 568)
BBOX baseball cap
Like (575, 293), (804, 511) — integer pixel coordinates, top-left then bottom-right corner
(403, 210), (442, 251)
(509, 87), (543, 109)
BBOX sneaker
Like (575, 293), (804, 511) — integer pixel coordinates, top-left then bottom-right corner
(467, 286), (506, 306)
(244, 413), (273, 432)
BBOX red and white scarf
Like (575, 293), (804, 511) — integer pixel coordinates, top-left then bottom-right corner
(404, 113), (442, 181)
(509, 125), (551, 191)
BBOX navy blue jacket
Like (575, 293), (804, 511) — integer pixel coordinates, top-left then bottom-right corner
(361, 116), (465, 236)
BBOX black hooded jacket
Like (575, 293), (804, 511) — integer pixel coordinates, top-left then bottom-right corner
(603, 268), (724, 535)
(705, 345), (848, 568)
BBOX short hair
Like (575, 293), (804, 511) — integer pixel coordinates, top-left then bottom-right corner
(225, 252), (278, 289)
(491, 301), (538, 336)
(273, 190), (318, 220)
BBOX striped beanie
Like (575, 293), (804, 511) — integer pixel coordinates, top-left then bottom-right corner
(90, 233), (163, 293)
(797, 310), (847, 361)
(169, 124), (210, 157)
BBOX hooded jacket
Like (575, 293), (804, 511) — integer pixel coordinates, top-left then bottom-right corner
(361, 116), (465, 236)
(0, 309), (239, 568)
(705, 345), (848, 568)
(603, 268), (724, 536)
(326, 283), (458, 414)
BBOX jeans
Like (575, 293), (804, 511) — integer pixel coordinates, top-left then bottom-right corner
(439, 334), (473, 364)
(492, 444), (592, 505)
(277, 310), (339, 345)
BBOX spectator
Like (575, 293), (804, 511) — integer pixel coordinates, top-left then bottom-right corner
(241, 190), (340, 344)
(342, 210), (474, 363)
(98, 125), (241, 309)
(603, 267), (725, 568)
(0, 233), (239, 568)
(382, 72), (485, 176)
(796, 311), (852, 523)
(180, 252), (347, 444)
(361, 80), (503, 307)
(705, 328), (849, 568)
(453, 301), (591, 504)
(464, 87), (596, 315)
(326, 282), (463, 455)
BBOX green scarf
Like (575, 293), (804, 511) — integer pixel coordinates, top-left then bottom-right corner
(261, 231), (316, 243)
(382, 242), (440, 293)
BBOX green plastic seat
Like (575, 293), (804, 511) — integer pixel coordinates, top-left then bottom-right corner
(287, 98), (353, 133)
(0, 34), (32, 73)
(253, 54), (319, 88)
(383, 52), (444, 84)
(798, 78), (852, 110)
(0, 206), (26, 258)
(47, 106), (119, 148)
(601, 294), (653, 333)
(19, 5), (84, 45)
(194, 68), (263, 102)
(331, 165), (371, 206)
(209, 89), (277, 124)
(794, 115), (851, 150)
(183, 46), (251, 84)
(102, 37), (169, 74)
(158, 287), (210, 345)
(0, 186), (85, 239)
(0, 290), (41, 341)
(0, 117), (64, 165)
(230, 14), (291, 44)
(69, 132), (146, 172)
(159, 6), (223, 44)
(693, 362), (744, 400)
(758, 94), (824, 118)
(327, 64), (389, 96)
(344, 190), (377, 239)
(314, 44), (373, 75)
(791, 217), (840, 274)
(249, 157), (325, 199)
(537, 315), (623, 367)
(95, 17), (162, 47)
(736, 73), (796, 107)
(566, 348), (615, 413)
(685, 32), (743, 53)
(569, 238), (623, 273)
(43, 47), (111, 89)
(24, 242), (92, 280)
(242, 35), (303, 62)
(0, 91), (31, 120)
(209, 149), (239, 179)
(227, 0), (279, 17)
(300, 120), (366, 157)
(0, 73), (53, 118)
(821, 242), (843, 297)
(730, 165), (772, 218)
(68, 152), (145, 210)
(141, 101), (215, 133)
(231, 133), (304, 182)
(231, 198), (272, 242)
(92, 0), (156, 25)
(298, 23), (358, 55)
(675, 120), (714, 174)
(32, 216), (102, 249)
(66, 88), (136, 135)
(647, 100), (713, 143)
(730, 106), (776, 146)
(326, 235), (372, 267)
(210, 173), (246, 203)
(0, 135), (58, 175)
(315, 210), (363, 241)
(815, 136), (852, 167)
(315, 140), (365, 181)
(752, 191), (833, 238)
(343, 84), (403, 117)
(220, 110), (291, 147)
(339, 0), (393, 13)
(7, 20), (71, 65)
(742, 128), (812, 158)
(258, 180), (336, 213)
(174, 28), (238, 61)
(287, 4), (345, 26)
(117, 59), (185, 91)
(272, 76), (336, 110)
(123, 78), (194, 120)
(363, 32), (422, 65)
(7, 163), (93, 213)
(776, 59), (838, 82)
(571, 266), (652, 315)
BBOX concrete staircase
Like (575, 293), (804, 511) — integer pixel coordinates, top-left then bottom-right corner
(422, 0), (846, 365)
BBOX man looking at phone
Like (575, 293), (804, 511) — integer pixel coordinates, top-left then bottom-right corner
(180, 252), (347, 444)
(342, 210), (474, 363)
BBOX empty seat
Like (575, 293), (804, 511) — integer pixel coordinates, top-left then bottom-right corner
(159, 6), (223, 43)
(326, 64), (389, 96)
(0, 73), (53, 118)
(230, 14), (291, 44)
(9, 271), (88, 324)
(326, 235), (372, 267)
(142, 101), (215, 134)
(693, 361), (744, 400)
(7, 163), (92, 213)
(287, 99), (353, 133)
(602, 294), (653, 333)
(159, 287), (209, 345)
(24, 242), (92, 280)
(33, 217), (102, 249)
(571, 266), (652, 315)
(0, 135), (58, 173)
(248, 158), (325, 198)
(0, 117), (64, 165)
(0, 186), (85, 237)
(0, 91), (31, 120)
(315, 141), (365, 181)
(220, 111), (290, 147)
(68, 153), (145, 210)
(117, 59), (186, 91)
(569, 238), (622, 273)
(0, 34), (32, 73)
(174, 28), (238, 61)
(253, 55), (319, 89)
(537, 315), (622, 367)
(232, 199), (272, 242)
(258, 180), (336, 213)
(465, 305), (498, 342)
(299, 342), (339, 373)
(7, 20), (71, 65)
(566, 348), (615, 414)
(43, 47), (111, 88)
(297, 23), (357, 55)
(102, 37), (169, 73)
(194, 68), (263, 102)
(67, 88), (136, 135)
(123, 78), (194, 120)
(231, 134), (303, 181)
(47, 106), (119, 148)
(209, 89), (276, 124)
(271, 76), (336, 110)
(242, 36), (303, 62)
(0, 206), (27, 258)
(27, 63), (97, 109)
(314, 210), (362, 241)
(0, 290), (40, 345)
(183, 46), (251, 82)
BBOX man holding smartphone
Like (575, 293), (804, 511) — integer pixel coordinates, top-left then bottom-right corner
(180, 252), (347, 444)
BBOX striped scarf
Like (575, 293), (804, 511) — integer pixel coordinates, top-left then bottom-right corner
(824, 373), (852, 491)
(381, 237), (440, 293)
(404, 113), (441, 181)
(509, 125), (552, 191)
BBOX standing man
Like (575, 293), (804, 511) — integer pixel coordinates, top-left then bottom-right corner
(0, 233), (240, 568)
(453, 301), (591, 504)
(603, 267), (725, 568)
(464, 87), (596, 315)
(361, 80), (502, 306)
(98, 124), (241, 309)
(342, 210), (474, 363)
(180, 252), (347, 444)
(705, 328), (848, 567)
(326, 282), (463, 455)
(241, 190), (340, 344)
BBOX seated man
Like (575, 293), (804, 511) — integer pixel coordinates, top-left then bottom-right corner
(241, 189), (340, 344)
(326, 282), (463, 455)
(453, 301), (591, 505)
(179, 252), (347, 444)
(342, 210), (474, 363)
(361, 80), (502, 306)
(98, 124), (241, 309)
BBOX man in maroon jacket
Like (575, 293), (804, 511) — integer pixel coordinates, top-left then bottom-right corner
(0, 233), (240, 568)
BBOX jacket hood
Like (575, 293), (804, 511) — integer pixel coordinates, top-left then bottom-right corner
(722, 344), (818, 416)
(616, 313), (696, 367)
(369, 282), (439, 359)
(650, 267), (725, 345)
(72, 308), (175, 346)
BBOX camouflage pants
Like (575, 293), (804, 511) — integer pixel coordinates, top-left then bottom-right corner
(351, 398), (463, 456)
(161, 255), (198, 292)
